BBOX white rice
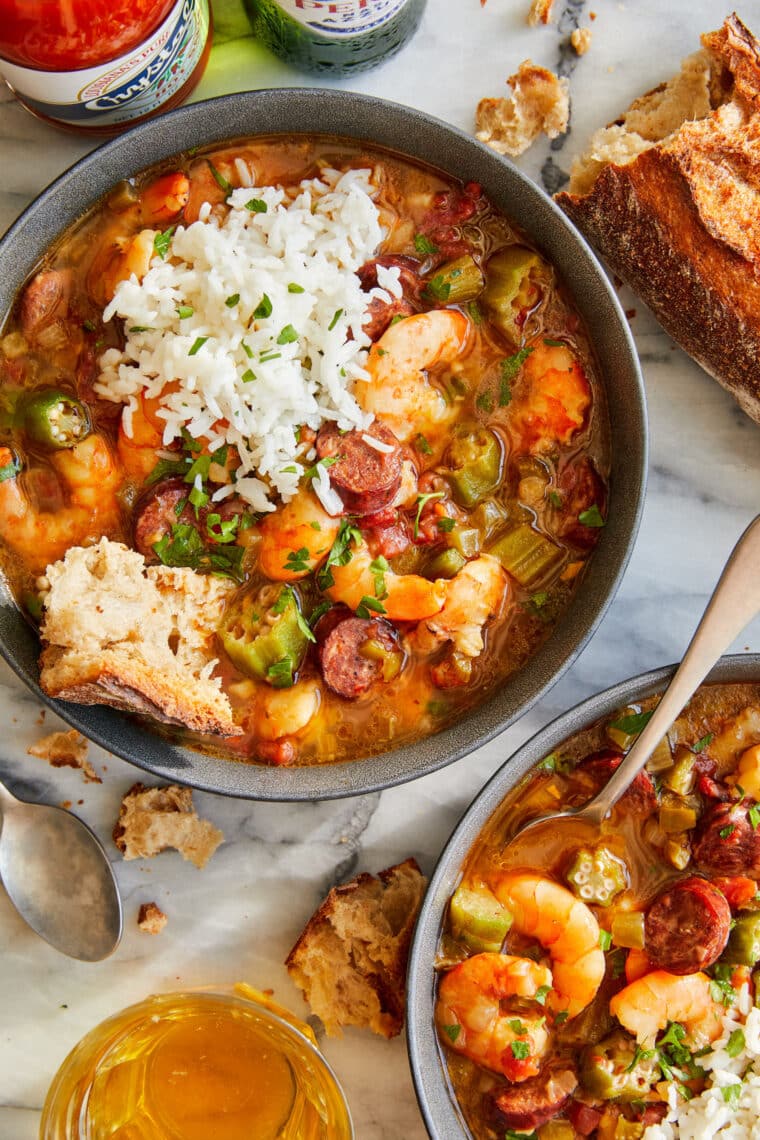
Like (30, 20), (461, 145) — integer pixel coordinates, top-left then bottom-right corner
(95, 166), (392, 512)
(644, 999), (760, 1140)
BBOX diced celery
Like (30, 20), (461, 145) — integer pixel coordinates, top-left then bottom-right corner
(610, 911), (646, 949)
(664, 835), (692, 871)
(470, 496), (510, 541)
(488, 523), (565, 587)
(427, 548), (467, 580)
(663, 747), (697, 795)
(658, 801), (698, 834)
(645, 736), (674, 773)
(449, 526), (481, 558)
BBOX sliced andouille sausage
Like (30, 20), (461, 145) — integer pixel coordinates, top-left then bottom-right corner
(644, 876), (731, 974)
(20, 269), (71, 338)
(358, 254), (422, 340)
(565, 1100), (603, 1136)
(316, 421), (403, 515)
(490, 1067), (578, 1132)
(133, 478), (193, 559)
(317, 612), (401, 700)
(572, 750), (658, 818)
(555, 457), (607, 549)
(692, 802), (760, 877)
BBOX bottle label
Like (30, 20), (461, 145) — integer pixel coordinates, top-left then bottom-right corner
(285, 0), (408, 38)
(0, 0), (209, 127)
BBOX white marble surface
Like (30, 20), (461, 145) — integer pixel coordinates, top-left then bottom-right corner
(1, 1), (760, 1136)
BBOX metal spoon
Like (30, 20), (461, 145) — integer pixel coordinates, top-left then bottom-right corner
(510, 513), (760, 852)
(0, 777), (122, 960)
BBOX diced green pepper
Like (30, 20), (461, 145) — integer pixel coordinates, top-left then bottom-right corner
(448, 526), (481, 559)
(22, 388), (91, 450)
(581, 1030), (659, 1101)
(611, 911), (646, 950)
(481, 246), (549, 345)
(658, 799), (698, 834)
(449, 884), (512, 953)
(219, 585), (309, 686)
(470, 496), (510, 541)
(566, 846), (628, 906)
(488, 523), (564, 587)
(664, 747), (698, 796)
(446, 427), (503, 508)
(722, 912), (760, 967)
(427, 548), (467, 580)
(426, 255), (484, 304)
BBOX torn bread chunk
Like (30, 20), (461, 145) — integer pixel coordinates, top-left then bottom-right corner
(476, 61), (569, 157)
(138, 901), (168, 934)
(285, 858), (426, 1038)
(556, 15), (760, 422)
(114, 782), (224, 869)
(27, 728), (100, 783)
(38, 538), (240, 736)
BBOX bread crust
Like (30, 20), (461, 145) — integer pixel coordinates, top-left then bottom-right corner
(555, 14), (760, 422)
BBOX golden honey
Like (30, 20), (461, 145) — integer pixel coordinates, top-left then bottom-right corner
(40, 986), (354, 1139)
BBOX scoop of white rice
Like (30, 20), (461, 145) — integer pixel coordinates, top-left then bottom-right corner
(95, 166), (396, 512)
(644, 1004), (760, 1140)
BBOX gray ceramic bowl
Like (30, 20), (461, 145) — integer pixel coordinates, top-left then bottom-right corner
(0, 89), (646, 800)
(406, 652), (760, 1138)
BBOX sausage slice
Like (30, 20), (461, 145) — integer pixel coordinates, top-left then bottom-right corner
(317, 613), (401, 700)
(316, 421), (402, 515)
(693, 802), (760, 877)
(644, 876), (731, 974)
(134, 478), (193, 559)
(490, 1067), (577, 1132)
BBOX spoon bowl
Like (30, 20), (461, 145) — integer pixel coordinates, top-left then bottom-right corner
(0, 780), (122, 960)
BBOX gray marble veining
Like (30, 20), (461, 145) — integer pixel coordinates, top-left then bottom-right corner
(1, 1), (759, 1137)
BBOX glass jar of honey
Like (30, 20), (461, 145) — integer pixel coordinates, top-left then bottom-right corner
(40, 984), (354, 1139)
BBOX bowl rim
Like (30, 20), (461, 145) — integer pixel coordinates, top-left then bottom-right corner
(405, 651), (760, 1139)
(0, 87), (647, 801)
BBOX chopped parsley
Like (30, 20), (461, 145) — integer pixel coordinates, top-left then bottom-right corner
(710, 964), (737, 1006)
(225, 293), (240, 308)
(207, 160), (232, 195)
(426, 699), (449, 717)
(0, 454), (21, 483)
(283, 547), (310, 574)
(500, 347), (534, 405)
(467, 300), (483, 325)
(188, 336), (209, 356)
(309, 601), (332, 628)
(609, 710), (653, 735)
(538, 754), (557, 772)
(254, 294), (273, 320)
(530, 591), (549, 608)
(176, 305), (194, 319)
(720, 825), (736, 839)
(510, 1040), (530, 1060)
(413, 233), (438, 255)
(369, 555), (389, 600)
(302, 455), (340, 481)
(504, 1132), (537, 1140)
(750, 805), (760, 830)
(309, 520), (321, 531)
(153, 225), (175, 260)
(599, 929), (612, 951)
(242, 340), (254, 358)
(241, 368), (256, 383)
(317, 519), (363, 590)
(82, 318), (96, 332)
(328, 309), (343, 331)
(423, 274), (451, 303)
(579, 504), (605, 528)
(548, 490), (563, 508)
(413, 490), (445, 538)
(554, 1011), (569, 1026)
(722, 1084), (742, 1107)
(437, 516), (456, 533)
(152, 522), (244, 580)
(414, 433), (433, 456)
(476, 390), (494, 413)
(693, 733), (714, 753)
(534, 984), (551, 1005)
(442, 1023), (460, 1043)
(129, 325), (152, 333)
(726, 1028), (745, 1058)
(259, 351), (281, 363)
(245, 198), (267, 213)
(356, 595), (387, 619)
(508, 1019), (527, 1034)
(267, 657), (294, 688)
(277, 324), (299, 345)
(543, 337), (565, 347)
(288, 282), (305, 293)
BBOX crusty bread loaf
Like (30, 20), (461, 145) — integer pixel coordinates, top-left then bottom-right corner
(555, 14), (760, 423)
(285, 858), (426, 1039)
(114, 781), (224, 868)
(39, 537), (240, 736)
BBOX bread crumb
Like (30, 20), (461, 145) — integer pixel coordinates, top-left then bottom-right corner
(138, 901), (168, 935)
(476, 61), (569, 157)
(590, 10), (597, 19)
(60, 800), (72, 809)
(28, 729), (101, 783)
(113, 782), (224, 869)
(286, 858), (426, 1039)
(527, 0), (553, 25)
(571, 27), (592, 54)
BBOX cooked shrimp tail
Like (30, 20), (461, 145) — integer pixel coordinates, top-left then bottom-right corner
(609, 970), (723, 1047)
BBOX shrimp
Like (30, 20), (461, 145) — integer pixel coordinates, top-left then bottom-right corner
(490, 872), (605, 1019)
(257, 490), (341, 581)
(510, 340), (591, 454)
(139, 172), (190, 223)
(256, 680), (320, 742)
(412, 554), (509, 657)
(0, 437), (122, 573)
(327, 538), (445, 621)
(436, 953), (553, 1082)
(101, 228), (157, 301)
(117, 392), (167, 482)
(609, 971), (723, 1047)
(354, 310), (471, 443)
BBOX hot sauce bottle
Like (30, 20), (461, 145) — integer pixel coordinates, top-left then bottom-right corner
(0, 0), (212, 134)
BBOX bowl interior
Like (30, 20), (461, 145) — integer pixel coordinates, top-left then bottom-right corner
(0, 89), (646, 800)
(406, 652), (760, 1138)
